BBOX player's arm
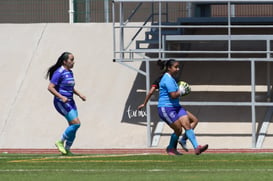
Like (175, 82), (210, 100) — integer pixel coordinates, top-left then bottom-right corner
(169, 86), (187, 98)
(73, 88), (86, 101)
(138, 86), (157, 110)
(169, 91), (181, 99)
(169, 81), (190, 99)
(167, 80), (182, 99)
(48, 82), (68, 103)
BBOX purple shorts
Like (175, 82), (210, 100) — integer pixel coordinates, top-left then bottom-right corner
(54, 98), (78, 122)
(158, 106), (187, 125)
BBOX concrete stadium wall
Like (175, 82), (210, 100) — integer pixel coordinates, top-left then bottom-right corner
(0, 23), (149, 149)
(1, 23), (273, 150)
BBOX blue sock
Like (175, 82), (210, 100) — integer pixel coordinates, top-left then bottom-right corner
(182, 127), (195, 142)
(167, 133), (179, 149)
(185, 129), (198, 149)
(65, 140), (73, 150)
(62, 124), (80, 149)
(181, 133), (188, 142)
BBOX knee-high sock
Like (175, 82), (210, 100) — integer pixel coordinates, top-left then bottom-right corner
(62, 124), (80, 149)
(181, 133), (188, 143)
(185, 129), (198, 149)
(167, 133), (179, 149)
(181, 127), (195, 142)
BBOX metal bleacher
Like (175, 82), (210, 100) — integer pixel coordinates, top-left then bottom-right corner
(112, 0), (273, 148)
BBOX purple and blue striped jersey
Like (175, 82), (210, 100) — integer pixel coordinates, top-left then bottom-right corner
(50, 66), (75, 100)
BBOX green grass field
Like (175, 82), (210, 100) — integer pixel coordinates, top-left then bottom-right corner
(1, 152), (273, 181)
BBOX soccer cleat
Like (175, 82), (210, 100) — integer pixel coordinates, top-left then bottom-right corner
(55, 140), (67, 155)
(195, 144), (209, 155)
(63, 149), (74, 156)
(166, 148), (183, 156)
(178, 140), (189, 152)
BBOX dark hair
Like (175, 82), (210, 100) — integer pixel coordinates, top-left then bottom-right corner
(157, 59), (176, 72)
(46, 52), (71, 80)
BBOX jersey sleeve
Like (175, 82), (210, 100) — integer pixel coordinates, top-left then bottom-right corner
(165, 76), (178, 93)
(50, 71), (61, 85)
(152, 76), (162, 88)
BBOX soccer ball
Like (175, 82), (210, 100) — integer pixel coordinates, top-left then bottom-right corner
(178, 81), (191, 96)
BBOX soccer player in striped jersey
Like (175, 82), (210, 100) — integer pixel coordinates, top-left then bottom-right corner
(46, 52), (86, 155)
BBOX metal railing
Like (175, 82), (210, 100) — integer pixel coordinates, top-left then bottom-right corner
(112, 0), (273, 148)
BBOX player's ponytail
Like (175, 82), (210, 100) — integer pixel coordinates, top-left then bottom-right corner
(46, 52), (71, 80)
(157, 59), (166, 72)
(157, 59), (176, 73)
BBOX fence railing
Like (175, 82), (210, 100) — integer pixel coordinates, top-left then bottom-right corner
(112, 0), (273, 148)
(3, 0), (273, 23)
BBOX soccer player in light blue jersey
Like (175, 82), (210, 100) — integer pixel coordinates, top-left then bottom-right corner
(46, 52), (86, 155)
(138, 60), (199, 154)
(157, 59), (208, 155)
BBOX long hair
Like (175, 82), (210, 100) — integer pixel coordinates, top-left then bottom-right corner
(46, 52), (71, 80)
(157, 59), (176, 73)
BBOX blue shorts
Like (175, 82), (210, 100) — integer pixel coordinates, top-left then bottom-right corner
(54, 98), (78, 122)
(158, 106), (187, 125)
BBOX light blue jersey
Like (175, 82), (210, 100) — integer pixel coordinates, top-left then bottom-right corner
(158, 73), (180, 107)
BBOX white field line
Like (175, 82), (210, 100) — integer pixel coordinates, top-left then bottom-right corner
(8, 154), (160, 163)
(1, 168), (273, 172)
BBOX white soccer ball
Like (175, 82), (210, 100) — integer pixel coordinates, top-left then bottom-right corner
(178, 81), (191, 96)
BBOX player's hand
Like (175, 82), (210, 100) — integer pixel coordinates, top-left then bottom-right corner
(79, 95), (86, 101)
(178, 81), (191, 96)
(61, 96), (69, 103)
(178, 85), (186, 96)
(138, 104), (145, 110)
